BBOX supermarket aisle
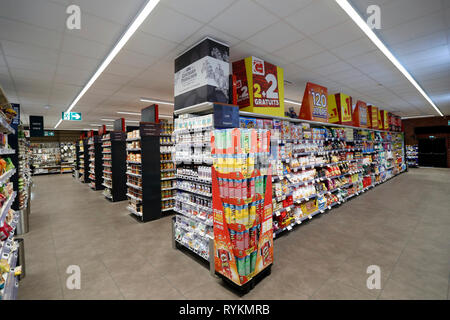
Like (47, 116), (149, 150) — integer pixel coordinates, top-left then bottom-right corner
(18, 169), (450, 300)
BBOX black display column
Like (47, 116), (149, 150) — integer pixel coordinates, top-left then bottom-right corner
(109, 131), (127, 202)
(140, 123), (161, 222)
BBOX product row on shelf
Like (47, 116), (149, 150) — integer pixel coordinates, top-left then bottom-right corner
(17, 128), (31, 211)
(406, 145), (419, 168)
(30, 142), (76, 175)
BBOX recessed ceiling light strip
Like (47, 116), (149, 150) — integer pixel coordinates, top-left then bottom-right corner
(140, 98), (174, 105)
(335, 0), (444, 117)
(55, 0), (161, 129)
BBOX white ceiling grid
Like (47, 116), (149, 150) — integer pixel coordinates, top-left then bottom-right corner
(0, 0), (447, 130)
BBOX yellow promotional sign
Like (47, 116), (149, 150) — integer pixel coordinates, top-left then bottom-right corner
(327, 94), (339, 123)
(232, 56), (285, 117)
(339, 93), (352, 124)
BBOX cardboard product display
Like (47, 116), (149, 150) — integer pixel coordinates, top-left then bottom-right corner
(174, 37), (230, 111)
(352, 100), (369, 128)
(211, 128), (273, 287)
(232, 56), (285, 117)
(327, 93), (352, 125)
(367, 105), (379, 129)
(299, 82), (328, 123)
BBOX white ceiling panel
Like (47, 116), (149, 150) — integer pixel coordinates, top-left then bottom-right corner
(126, 31), (179, 58)
(181, 25), (241, 48)
(208, 0), (278, 41)
(312, 21), (363, 50)
(65, 13), (123, 46)
(1, 40), (59, 65)
(285, 0), (348, 36)
(255, 0), (314, 18)
(140, 4), (203, 43)
(0, 18), (61, 50)
(246, 21), (304, 54)
(0, 0), (66, 32)
(69, 0), (148, 26)
(113, 50), (157, 69)
(163, 0), (237, 24)
(296, 51), (340, 70)
(61, 34), (109, 60)
(273, 39), (325, 64)
(4, 55), (57, 74)
(331, 37), (376, 60)
(58, 52), (100, 71)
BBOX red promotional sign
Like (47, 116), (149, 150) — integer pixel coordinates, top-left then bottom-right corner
(251, 58), (280, 107)
(353, 100), (369, 128)
(299, 82), (328, 123)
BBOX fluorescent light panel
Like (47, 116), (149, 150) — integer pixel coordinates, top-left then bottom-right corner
(140, 97), (174, 105)
(335, 0), (444, 117)
(55, 0), (161, 129)
(401, 115), (435, 119)
(284, 99), (302, 106)
(117, 111), (141, 116)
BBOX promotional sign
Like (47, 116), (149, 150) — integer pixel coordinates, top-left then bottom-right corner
(352, 100), (369, 128)
(378, 109), (383, 130)
(367, 105), (379, 129)
(382, 110), (389, 130)
(233, 56), (285, 117)
(114, 118), (126, 132)
(328, 93), (352, 125)
(327, 94), (339, 123)
(29, 115), (44, 137)
(299, 82), (328, 123)
(141, 104), (158, 123)
(62, 112), (82, 121)
(174, 37), (230, 111)
(98, 125), (107, 136)
(44, 131), (54, 137)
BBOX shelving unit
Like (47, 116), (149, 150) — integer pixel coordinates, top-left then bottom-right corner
(60, 142), (76, 174)
(406, 145), (418, 168)
(126, 122), (173, 222)
(87, 136), (103, 190)
(173, 114), (214, 261)
(159, 120), (176, 212)
(30, 142), (60, 175)
(80, 139), (89, 184)
(172, 103), (406, 265)
(102, 132), (127, 202)
(0, 90), (21, 300)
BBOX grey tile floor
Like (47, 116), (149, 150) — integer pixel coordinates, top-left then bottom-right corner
(18, 168), (450, 300)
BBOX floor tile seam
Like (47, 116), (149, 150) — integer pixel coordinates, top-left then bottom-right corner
(48, 218), (66, 299)
(98, 257), (127, 300)
(142, 251), (188, 299)
(375, 210), (426, 299)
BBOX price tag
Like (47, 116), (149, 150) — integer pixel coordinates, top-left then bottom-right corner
(308, 215), (312, 220)
(305, 197), (309, 201)
(328, 206), (331, 210)
(286, 207), (291, 212)
(320, 210), (324, 214)
(287, 225), (292, 231)
(302, 166), (306, 171)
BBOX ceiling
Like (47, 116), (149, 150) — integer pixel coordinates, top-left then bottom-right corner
(0, 0), (449, 130)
